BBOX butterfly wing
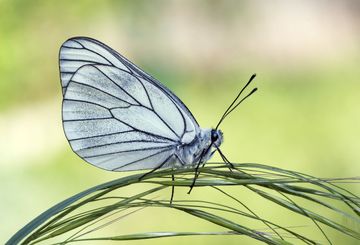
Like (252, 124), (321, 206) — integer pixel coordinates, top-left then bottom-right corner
(60, 37), (199, 171)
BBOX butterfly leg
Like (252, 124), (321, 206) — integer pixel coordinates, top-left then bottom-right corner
(170, 154), (187, 205)
(138, 155), (177, 205)
(187, 161), (202, 194)
(188, 141), (222, 194)
(216, 146), (235, 171)
(170, 174), (175, 205)
(187, 146), (209, 194)
(139, 154), (173, 180)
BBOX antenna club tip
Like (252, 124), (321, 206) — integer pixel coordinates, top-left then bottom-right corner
(249, 73), (257, 81)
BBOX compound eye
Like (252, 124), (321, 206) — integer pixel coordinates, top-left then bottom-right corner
(211, 131), (219, 142)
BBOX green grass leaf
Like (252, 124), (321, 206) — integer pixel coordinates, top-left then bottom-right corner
(7, 163), (360, 245)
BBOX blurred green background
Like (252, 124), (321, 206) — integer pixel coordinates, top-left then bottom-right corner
(1, 0), (359, 244)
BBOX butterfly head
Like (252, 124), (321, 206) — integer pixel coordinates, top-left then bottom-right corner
(193, 128), (223, 163)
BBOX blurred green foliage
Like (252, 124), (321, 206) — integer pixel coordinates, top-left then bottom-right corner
(1, 0), (359, 244)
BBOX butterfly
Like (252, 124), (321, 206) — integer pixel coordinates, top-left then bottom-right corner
(59, 37), (257, 192)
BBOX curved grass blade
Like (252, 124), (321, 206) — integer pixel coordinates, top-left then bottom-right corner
(6, 162), (360, 245)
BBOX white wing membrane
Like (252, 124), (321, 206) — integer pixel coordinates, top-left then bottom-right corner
(61, 46), (109, 63)
(64, 81), (130, 109)
(85, 148), (175, 171)
(63, 100), (112, 120)
(60, 38), (130, 93)
(77, 141), (174, 159)
(141, 79), (186, 138)
(63, 118), (131, 140)
(70, 131), (173, 150)
(70, 66), (138, 105)
(60, 37), (200, 171)
(111, 106), (179, 141)
(96, 66), (151, 108)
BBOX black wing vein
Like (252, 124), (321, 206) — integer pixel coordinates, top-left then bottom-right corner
(68, 130), (136, 141)
(69, 80), (135, 106)
(111, 148), (174, 171)
(85, 145), (174, 159)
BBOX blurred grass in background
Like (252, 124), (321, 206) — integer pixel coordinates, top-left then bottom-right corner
(1, 0), (359, 244)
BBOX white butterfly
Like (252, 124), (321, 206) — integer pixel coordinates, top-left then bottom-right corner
(59, 37), (230, 173)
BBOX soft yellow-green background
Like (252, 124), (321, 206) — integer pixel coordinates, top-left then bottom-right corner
(1, 0), (359, 244)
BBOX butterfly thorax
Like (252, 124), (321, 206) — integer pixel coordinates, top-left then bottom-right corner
(175, 128), (223, 167)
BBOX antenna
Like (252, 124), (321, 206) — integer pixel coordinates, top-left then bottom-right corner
(215, 74), (257, 130)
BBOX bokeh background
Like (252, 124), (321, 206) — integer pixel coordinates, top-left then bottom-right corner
(1, 0), (359, 244)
